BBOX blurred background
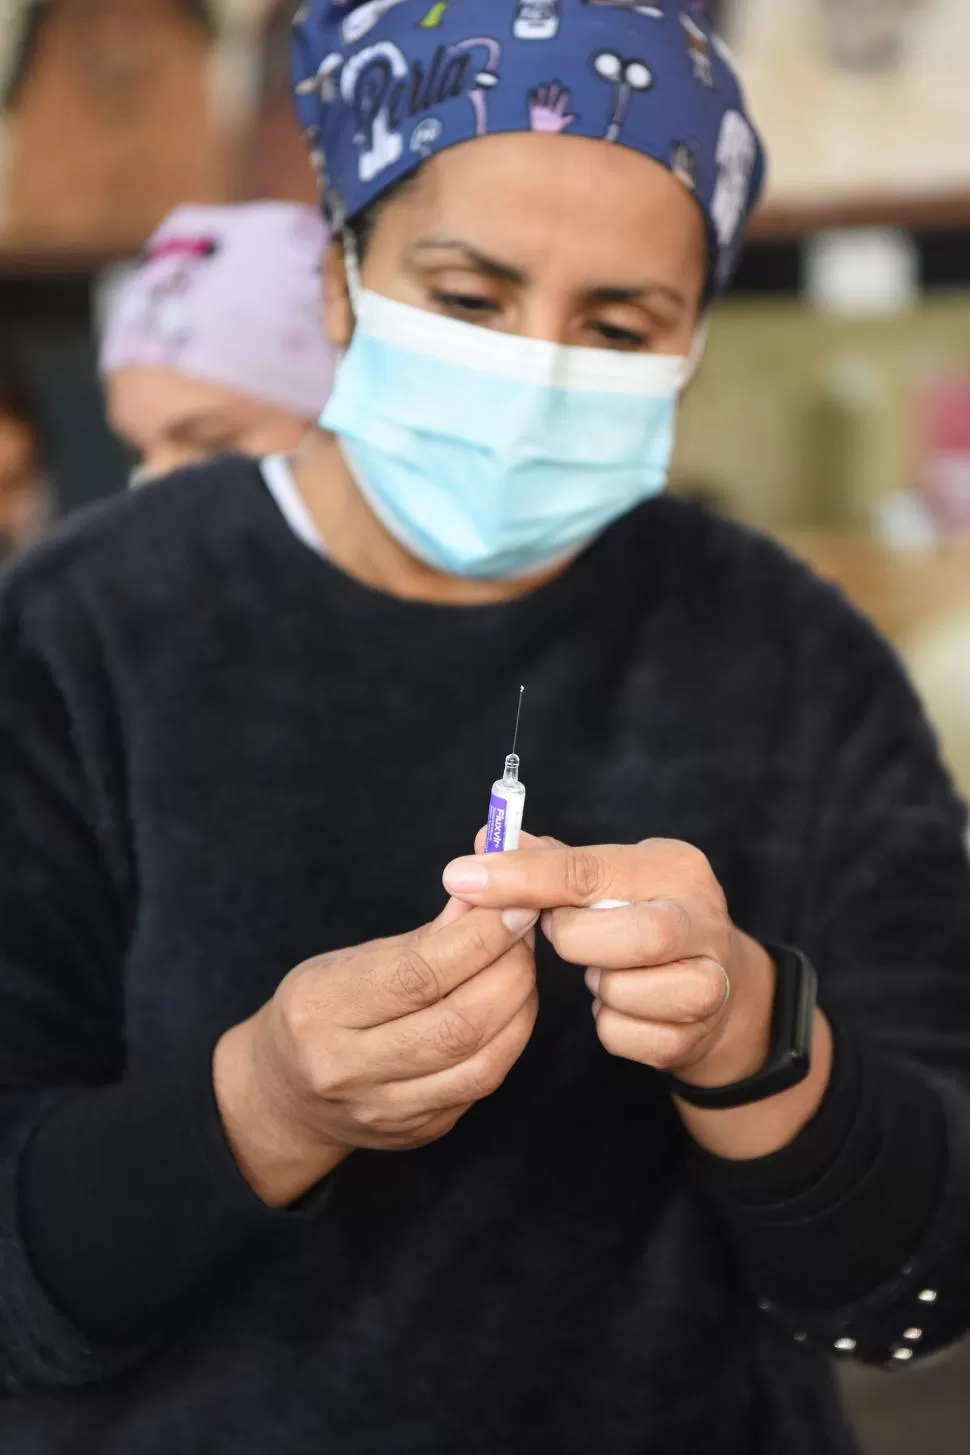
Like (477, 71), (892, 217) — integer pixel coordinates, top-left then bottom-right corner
(1, 2), (969, 1449)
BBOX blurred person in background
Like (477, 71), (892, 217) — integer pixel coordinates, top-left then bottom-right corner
(2, 4), (970, 1454)
(100, 201), (337, 481)
(0, 352), (51, 561)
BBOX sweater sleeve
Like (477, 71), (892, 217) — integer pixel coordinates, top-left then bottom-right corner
(692, 1014), (946, 1308)
(0, 578), (310, 1392)
(706, 583), (970, 1369)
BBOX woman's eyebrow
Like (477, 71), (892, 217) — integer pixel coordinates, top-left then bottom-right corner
(408, 239), (528, 285)
(408, 240), (686, 312)
(585, 283), (687, 312)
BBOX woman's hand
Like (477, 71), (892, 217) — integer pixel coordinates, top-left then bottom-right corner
(443, 838), (832, 1158)
(444, 838), (773, 1084)
(213, 899), (538, 1207)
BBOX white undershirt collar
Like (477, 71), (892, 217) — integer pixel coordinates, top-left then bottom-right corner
(260, 454), (327, 558)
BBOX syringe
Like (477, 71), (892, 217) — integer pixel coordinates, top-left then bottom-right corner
(485, 687), (527, 854)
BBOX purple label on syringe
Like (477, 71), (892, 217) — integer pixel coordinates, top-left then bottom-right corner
(485, 793), (508, 854)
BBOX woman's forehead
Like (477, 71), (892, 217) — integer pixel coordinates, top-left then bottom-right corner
(107, 368), (260, 440)
(403, 131), (691, 204)
(374, 135), (707, 282)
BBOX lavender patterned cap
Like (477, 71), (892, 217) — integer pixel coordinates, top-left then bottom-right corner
(100, 202), (337, 419)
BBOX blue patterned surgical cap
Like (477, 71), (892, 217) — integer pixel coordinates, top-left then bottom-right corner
(292, 1), (766, 291)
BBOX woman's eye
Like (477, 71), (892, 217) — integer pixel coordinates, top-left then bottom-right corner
(431, 290), (501, 317)
(591, 321), (649, 350)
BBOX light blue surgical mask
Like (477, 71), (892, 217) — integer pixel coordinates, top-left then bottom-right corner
(321, 278), (688, 581)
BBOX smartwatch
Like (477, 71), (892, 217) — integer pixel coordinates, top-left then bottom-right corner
(662, 944), (818, 1110)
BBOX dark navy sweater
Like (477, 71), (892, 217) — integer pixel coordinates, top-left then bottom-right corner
(2, 459), (970, 1453)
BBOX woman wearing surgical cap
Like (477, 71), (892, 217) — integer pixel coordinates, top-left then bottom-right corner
(100, 201), (337, 480)
(1, 5), (969, 1453)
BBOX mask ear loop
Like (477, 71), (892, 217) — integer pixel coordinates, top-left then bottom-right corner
(682, 313), (709, 388)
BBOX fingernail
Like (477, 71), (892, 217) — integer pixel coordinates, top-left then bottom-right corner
(526, 928), (536, 951)
(592, 998), (602, 1020)
(502, 907), (538, 934)
(540, 910), (554, 939)
(443, 858), (489, 895)
(585, 968), (601, 995)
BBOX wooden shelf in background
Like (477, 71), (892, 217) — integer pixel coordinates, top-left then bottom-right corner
(0, 244), (141, 277)
(750, 191), (970, 243)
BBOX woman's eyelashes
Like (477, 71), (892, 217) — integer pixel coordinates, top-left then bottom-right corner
(589, 320), (650, 350)
(430, 288), (502, 319)
(427, 286), (653, 351)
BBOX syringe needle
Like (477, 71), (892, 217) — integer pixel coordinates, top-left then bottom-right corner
(511, 685), (525, 759)
(485, 687), (528, 855)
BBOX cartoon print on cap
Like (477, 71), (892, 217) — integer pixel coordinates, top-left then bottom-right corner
(342, 0), (409, 45)
(591, 50), (653, 142)
(582, 1), (664, 17)
(419, 2), (450, 26)
(124, 237), (219, 361)
(514, 1), (561, 40)
(411, 116), (443, 154)
(528, 81), (576, 133)
(340, 40), (470, 182)
(671, 140), (697, 192)
(449, 36), (502, 137)
(141, 237), (218, 266)
(681, 15), (714, 87)
(711, 108), (757, 266)
(143, 274), (194, 356)
(342, 42), (408, 181)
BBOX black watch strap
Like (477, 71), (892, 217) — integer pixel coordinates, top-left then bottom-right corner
(662, 944), (818, 1110)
